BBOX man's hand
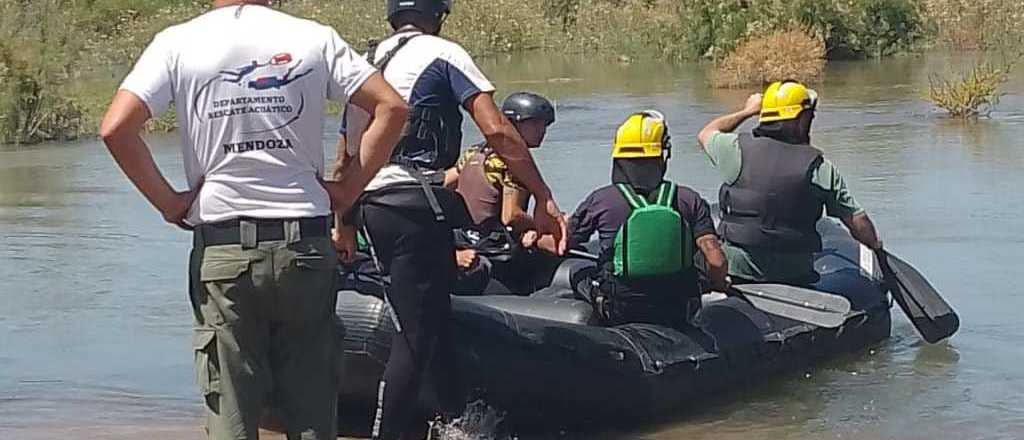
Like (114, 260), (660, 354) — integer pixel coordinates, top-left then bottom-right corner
(697, 92), (764, 148)
(519, 229), (539, 249)
(532, 197), (567, 256)
(158, 186), (201, 230)
(455, 248), (478, 270)
(711, 275), (732, 293)
(743, 93), (763, 116)
(332, 224), (358, 263)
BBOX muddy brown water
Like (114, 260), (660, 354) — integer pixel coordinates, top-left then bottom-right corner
(2, 52), (1022, 439)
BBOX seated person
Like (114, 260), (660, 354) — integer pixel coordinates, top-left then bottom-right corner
(567, 111), (729, 328)
(446, 92), (558, 293)
(697, 81), (883, 286)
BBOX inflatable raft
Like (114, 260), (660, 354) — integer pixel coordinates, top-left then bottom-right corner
(334, 218), (891, 427)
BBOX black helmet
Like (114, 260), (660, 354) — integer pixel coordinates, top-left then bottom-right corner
(387, 0), (452, 24)
(501, 92), (556, 126)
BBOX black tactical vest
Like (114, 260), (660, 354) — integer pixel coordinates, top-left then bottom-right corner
(718, 133), (825, 252)
(367, 34), (463, 172)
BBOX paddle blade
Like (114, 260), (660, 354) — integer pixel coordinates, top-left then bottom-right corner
(877, 250), (959, 343)
(732, 284), (852, 329)
(740, 284), (853, 314)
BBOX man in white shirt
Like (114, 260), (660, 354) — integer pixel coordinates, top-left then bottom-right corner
(99, 1), (408, 438)
(334, 1), (568, 439)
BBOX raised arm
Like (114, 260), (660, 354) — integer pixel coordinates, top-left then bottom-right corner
(697, 93), (762, 149)
(466, 92), (566, 255)
(100, 91), (199, 229)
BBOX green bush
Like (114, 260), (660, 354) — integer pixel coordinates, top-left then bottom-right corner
(676, 0), (924, 60)
(927, 61), (1014, 118)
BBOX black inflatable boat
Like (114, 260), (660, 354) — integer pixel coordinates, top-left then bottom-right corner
(334, 218), (891, 427)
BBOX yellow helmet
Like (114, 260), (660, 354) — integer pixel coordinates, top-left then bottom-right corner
(612, 110), (672, 159)
(760, 81), (819, 123)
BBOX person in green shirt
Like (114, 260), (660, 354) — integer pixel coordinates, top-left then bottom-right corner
(696, 80), (884, 285)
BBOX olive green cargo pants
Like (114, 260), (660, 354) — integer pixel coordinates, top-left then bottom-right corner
(189, 223), (339, 440)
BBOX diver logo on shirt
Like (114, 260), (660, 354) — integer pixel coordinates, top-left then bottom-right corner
(219, 53), (313, 90)
(193, 52), (313, 135)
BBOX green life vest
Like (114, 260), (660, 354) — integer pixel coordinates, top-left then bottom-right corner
(613, 182), (694, 279)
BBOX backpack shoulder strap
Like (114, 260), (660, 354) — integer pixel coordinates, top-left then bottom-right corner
(615, 183), (647, 210)
(654, 182), (677, 208)
(368, 33), (424, 72)
(364, 38), (380, 63)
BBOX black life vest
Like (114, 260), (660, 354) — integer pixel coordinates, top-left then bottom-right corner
(718, 133), (825, 252)
(367, 33), (463, 172)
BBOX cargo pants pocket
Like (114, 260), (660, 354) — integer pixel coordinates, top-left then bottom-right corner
(200, 256), (251, 283)
(193, 328), (221, 407)
(198, 252), (252, 327)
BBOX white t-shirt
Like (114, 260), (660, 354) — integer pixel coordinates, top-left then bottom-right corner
(342, 31), (495, 191)
(120, 5), (375, 224)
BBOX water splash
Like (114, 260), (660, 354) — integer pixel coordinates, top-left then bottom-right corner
(427, 400), (511, 440)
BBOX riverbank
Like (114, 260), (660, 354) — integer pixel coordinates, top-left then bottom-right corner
(1, 0), (1021, 145)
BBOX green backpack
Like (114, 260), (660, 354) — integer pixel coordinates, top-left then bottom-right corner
(613, 182), (693, 279)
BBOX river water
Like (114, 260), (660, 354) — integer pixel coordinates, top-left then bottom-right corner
(1, 53), (1022, 439)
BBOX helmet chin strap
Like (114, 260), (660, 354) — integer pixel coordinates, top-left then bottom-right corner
(433, 12), (449, 35)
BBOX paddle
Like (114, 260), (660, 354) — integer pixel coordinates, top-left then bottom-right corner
(729, 284), (851, 329)
(567, 249), (852, 328)
(875, 249), (959, 343)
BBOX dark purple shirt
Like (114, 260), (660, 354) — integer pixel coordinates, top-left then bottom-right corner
(568, 184), (717, 252)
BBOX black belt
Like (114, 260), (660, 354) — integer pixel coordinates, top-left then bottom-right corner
(196, 216), (330, 246)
